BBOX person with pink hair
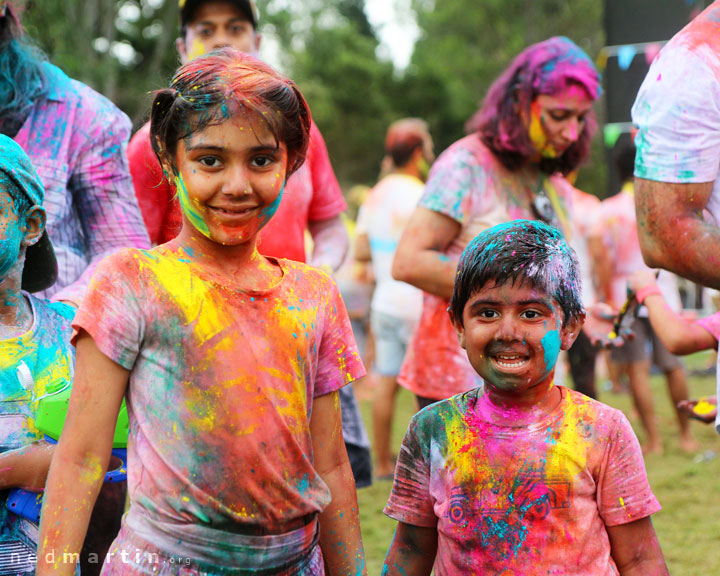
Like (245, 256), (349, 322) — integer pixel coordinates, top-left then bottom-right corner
(393, 36), (603, 409)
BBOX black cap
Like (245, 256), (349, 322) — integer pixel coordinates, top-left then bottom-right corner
(179, 0), (258, 29)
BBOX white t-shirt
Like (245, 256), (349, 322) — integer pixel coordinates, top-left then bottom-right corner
(631, 3), (720, 225)
(356, 173), (424, 321)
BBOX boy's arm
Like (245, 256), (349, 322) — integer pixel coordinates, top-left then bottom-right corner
(0, 441), (54, 492)
(381, 522), (437, 576)
(310, 390), (367, 576)
(628, 270), (718, 355)
(37, 333), (128, 576)
(607, 517), (668, 575)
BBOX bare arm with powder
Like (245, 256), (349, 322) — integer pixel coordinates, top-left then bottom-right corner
(309, 215), (349, 272)
(392, 206), (461, 300)
(607, 517), (669, 575)
(635, 178), (720, 289)
(381, 522), (437, 576)
(311, 390), (367, 575)
(36, 333), (128, 576)
(0, 441), (55, 492)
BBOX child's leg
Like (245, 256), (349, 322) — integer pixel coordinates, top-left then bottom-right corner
(373, 374), (399, 478)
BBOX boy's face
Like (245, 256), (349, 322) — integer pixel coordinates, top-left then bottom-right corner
(452, 280), (582, 403)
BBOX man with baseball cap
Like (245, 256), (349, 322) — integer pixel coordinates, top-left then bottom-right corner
(127, 0), (372, 488)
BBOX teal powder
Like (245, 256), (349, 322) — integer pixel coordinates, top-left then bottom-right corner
(541, 329), (561, 372)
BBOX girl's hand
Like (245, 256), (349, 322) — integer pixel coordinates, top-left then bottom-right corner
(628, 270), (658, 293)
(678, 396), (717, 424)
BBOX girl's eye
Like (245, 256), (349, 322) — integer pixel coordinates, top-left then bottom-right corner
(198, 156), (221, 168)
(549, 111), (568, 122)
(252, 155), (274, 168)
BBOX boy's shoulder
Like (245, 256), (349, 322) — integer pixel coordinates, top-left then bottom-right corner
(409, 389), (477, 437)
(560, 386), (628, 430)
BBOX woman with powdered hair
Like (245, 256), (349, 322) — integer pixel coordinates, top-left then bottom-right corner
(392, 36), (603, 409)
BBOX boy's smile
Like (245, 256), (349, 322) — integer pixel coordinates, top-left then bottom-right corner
(453, 281), (580, 406)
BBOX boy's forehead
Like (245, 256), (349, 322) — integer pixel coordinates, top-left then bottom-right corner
(469, 278), (558, 306)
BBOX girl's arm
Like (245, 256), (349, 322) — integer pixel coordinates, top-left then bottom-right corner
(37, 333), (129, 576)
(607, 517), (668, 575)
(310, 390), (367, 576)
(381, 522), (438, 576)
(0, 441), (54, 491)
(628, 270), (718, 355)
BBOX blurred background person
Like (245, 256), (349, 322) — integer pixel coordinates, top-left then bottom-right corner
(355, 118), (433, 479)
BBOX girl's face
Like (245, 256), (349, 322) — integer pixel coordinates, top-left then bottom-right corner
(173, 112), (288, 246)
(526, 84), (593, 159)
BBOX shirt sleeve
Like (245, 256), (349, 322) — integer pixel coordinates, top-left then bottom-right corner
(632, 46), (720, 184)
(384, 415), (438, 527)
(71, 250), (145, 370)
(306, 122), (347, 222)
(314, 274), (365, 397)
(595, 410), (661, 526)
(127, 123), (172, 246)
(419, 142), (485, 224)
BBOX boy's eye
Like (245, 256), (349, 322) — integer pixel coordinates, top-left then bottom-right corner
(198, 156), (222, 168)
(197, 27), (214, 38)
(479, 310), (499, 319)
(520, 309), (543, 320)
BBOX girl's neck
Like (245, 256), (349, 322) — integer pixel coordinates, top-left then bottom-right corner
(174, 226), (282, 292)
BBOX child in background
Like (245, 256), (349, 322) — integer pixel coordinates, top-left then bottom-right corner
(382, 220), (667, 575)
(628, 269), (720, 427)
(37, 49), (366, 575)
(0, 136), (74, 562)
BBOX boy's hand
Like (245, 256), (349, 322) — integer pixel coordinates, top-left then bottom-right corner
(628, 270), (658, 293)
(678, 396), (717, 424)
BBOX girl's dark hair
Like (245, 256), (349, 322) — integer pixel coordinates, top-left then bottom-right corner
(449, 220), (584, 327)
(0, 10), (49, 137)
(467, 36), (601, 176)
(150, 47), (312, 176)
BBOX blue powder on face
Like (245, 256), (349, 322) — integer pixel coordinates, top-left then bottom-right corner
(541, 329), (561, 373)
(258, 182), (285, 229)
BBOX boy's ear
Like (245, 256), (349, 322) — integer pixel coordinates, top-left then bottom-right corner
(447, 308), (467, 350)
(21, 206), (46, 248)
(560, 312), (586, 351)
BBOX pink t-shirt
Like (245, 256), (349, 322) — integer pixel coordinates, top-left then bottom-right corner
(400, 135), (576, 400)
(127, 121), (347, 258)
(385, 386), (660, 575)
(73, 246), (364, 562)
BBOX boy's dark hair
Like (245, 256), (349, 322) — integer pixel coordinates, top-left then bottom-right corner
(450, 220), (584, 326)
(614, 143), (636, 185)
(385, 118), (429, 168)
(151, 47), (311, 177)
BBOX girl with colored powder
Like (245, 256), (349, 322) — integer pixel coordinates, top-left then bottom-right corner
(392, 37), (606, 409)
(37, 49), (366, 576)
(383, 220), (668, 575)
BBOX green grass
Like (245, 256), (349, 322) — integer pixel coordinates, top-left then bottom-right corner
(355, 351), (720, 575)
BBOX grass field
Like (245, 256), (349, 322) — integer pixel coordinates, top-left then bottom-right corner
(354, 350), (720, 575)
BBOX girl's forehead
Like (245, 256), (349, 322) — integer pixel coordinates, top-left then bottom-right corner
(183, 110), (277, 147)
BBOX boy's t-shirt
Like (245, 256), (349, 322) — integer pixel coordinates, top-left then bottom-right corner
(0, 294), (75, 451)
(73, 246), (365, 565)
(0, 294), (75, 548)
(695, 311), (720, 433)
(385, 386), (660, 575)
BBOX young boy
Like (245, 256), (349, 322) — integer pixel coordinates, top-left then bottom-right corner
(382, 220), (668, 575)
(0, 135), (75, 565)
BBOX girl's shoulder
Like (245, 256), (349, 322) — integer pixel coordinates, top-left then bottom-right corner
(276, 259), (338, 292)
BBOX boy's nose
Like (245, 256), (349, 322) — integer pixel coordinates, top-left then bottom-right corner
(494, 315), (522, 341)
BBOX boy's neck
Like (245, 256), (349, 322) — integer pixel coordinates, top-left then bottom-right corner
(0, 274), (32, 338)
(480, 378), (562, 425)
(174, 227), (282, 291)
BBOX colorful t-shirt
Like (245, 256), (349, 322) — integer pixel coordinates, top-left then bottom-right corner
(14, 63), (150, 304)
(591, 184), (681, 311)
(73, 246), (364, 567)
(355, 173), (424, 321)
(0, 295), (75, 550)
(399, 135), (576, 400)
(385, 386), (661, 575)
(632, 1), (720, 226)
(696, 310), (720, 434)
(127, 120), (347, 259)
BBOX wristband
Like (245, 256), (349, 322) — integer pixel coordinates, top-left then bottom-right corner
(635, 284), (662, 305)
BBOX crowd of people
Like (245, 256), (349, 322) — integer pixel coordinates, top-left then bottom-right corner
(1, 0), (720, 574)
